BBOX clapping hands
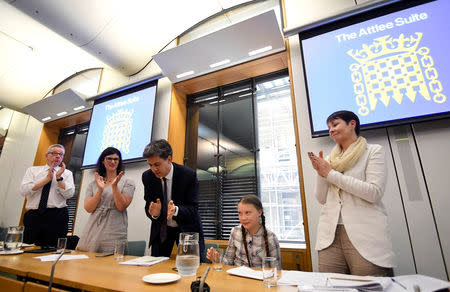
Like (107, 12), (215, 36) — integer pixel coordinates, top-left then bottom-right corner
(149, 199), (177, 220)
(94, 172), (106, 190)
(55, 162), (66, 180)
(149, 198), (162, 217)
(308, 151), (332, 178)
(111, 171), (124, 187)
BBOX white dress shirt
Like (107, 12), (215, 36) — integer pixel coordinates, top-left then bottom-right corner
(20, 164), (75, 209)
(152, 163), (179, 226)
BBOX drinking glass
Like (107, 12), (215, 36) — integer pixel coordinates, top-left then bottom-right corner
(57, 237), (67, 253)
(212, 248), (224, 271)
(262, 256), (278, 287)
(4, 226), (24, 251)
(114, 240), (126, 260)
(176, 232), (200, 276)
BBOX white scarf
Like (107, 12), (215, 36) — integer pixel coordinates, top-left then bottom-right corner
(328, 136), (367, 192)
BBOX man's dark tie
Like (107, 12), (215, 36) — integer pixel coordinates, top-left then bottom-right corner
(38, 180), (52, 214)
(160, 177), (168, 242)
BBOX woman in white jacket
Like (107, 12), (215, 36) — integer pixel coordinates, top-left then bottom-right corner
(308, 110), (395, 276)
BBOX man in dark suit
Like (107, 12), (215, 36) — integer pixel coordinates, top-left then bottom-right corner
(142, 139), (205, 260)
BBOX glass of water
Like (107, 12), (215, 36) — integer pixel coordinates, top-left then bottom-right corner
(262, 256), (278, 287)
(212, 248), (224, 271)
(4, 226), (24, 251)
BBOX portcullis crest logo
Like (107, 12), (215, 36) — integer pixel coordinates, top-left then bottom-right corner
(347, 33), (446, 116)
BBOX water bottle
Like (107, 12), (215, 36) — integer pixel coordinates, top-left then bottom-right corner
(176, 232), (200, 276)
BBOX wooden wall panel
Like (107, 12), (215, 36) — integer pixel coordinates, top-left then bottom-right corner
(205, 240), (311, 271)
(174, 51), (287, 95)
(168, 87), (187, 164)
(285, 38), (313, 272)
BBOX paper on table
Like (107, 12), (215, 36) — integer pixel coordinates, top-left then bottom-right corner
(298, 286), (358, 292)
(278, 271), (390, 292)
(226, 266), (263, 280)
(329, 277), (392, 292)
(119, 256), (169, 266)
(33, 254), (89, 262)
(278, 270), (328, 286)
(386, 274), (450, 292)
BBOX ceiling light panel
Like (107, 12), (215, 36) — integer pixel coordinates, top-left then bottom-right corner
(23, 88), (91, 123)
(153, 9), (285, 83)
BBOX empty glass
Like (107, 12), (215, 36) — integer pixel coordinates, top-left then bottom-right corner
(57, 237), (67, 253)
(114, 240), (126, 260)
(4, 226), (24, 251)
(176, 232), (200, 276)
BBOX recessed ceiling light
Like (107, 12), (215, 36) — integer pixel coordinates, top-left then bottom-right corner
(176, 71), (194, 78)
(248, 46), (272, 56)
(209, 99), (225, 105)
(56, 111), (67, 117)
(41, 117), (51, 122)
(209, 59), (230, 68)
(73, 105), (85, 111)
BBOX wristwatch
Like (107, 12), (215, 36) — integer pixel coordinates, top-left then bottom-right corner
(56, 177), (64, 182)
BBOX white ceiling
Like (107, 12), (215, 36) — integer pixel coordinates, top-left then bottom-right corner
(0, 0), (261, 111)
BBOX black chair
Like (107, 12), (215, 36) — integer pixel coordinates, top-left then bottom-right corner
(127, 240), (146, 256)
(66, 235), (80, 250)
(0, 227), (7, 242)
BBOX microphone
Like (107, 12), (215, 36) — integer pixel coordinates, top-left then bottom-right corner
(48, 250), (65, 292)
(199, 266), (210, 292)
(190, 266), (211, 292)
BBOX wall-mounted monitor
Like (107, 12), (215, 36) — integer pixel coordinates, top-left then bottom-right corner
(81, 78), (158, 167)
(299, 0), (449, 137)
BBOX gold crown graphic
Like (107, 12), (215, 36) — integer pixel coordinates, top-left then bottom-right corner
(347, 33), (423, 64)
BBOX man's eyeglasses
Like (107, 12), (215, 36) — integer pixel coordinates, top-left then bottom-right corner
(105, 157), (120, 162)
(48, 152), (64, 157)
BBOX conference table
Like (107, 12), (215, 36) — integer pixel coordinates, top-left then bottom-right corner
(0, 250), (298, 291)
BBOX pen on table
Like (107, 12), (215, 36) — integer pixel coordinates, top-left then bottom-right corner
(391, 278), (407, 290)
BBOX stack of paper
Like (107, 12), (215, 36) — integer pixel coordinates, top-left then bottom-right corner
(278, 271), (389, 292)
(387, 274), (450, 292)
(226, 266), (263, 280)
(119, 256), (169, 266)
(33, 254), (89, 262)
(278, 270), (328, 286)
(278, 271), (450, 292)
(329, 274), (392, 292)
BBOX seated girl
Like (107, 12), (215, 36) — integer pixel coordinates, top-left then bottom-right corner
(206, 194), (281, 268)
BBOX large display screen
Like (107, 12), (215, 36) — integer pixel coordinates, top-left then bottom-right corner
(81, 79), (157, 167)
(300, 0), (449, 136)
